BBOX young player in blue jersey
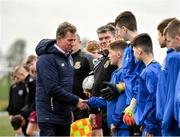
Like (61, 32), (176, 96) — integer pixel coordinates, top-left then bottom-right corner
(156, 18), (177, 135)
(132, 33), (162, 136)
(175, 71), (180, 128)
(101, 11), (145, 124)
(161, 19), (180, 136)
(100, 11), (145, 136)
(88, 40), (130, 136)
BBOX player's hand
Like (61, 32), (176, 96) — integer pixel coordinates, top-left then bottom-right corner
(111, 124), (116, 133)
(144, 131), (154, 137)
(123, 98), (136, 126)
(123, 106), (135, 126)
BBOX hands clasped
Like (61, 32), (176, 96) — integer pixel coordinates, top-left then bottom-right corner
(76, 98), (89, 110)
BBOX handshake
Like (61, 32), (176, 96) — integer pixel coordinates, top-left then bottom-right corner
(76, 98), (89, 110)
(100, 81), (125, 101)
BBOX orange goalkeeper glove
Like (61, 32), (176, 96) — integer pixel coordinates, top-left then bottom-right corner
(123, 98), (136, 126)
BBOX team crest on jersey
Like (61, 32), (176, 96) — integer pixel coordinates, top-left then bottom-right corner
(104, 60), (110, 68)
(74, 61), (81, 69)
(18, 90), (23, 96)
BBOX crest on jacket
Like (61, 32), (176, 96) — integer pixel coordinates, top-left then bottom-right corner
(74, 61), (81, 69)
(104, 60), (110, 68)
(18, 90), (23, 96)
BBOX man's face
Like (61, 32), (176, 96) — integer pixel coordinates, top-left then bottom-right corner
(108, 49), (119, 65)
(157, 31), (166, 48)
(166, 33), (180, 49)
(57, 31), (76, 53)
(72, 35), (80, 52)
(98, 32), (114, 50)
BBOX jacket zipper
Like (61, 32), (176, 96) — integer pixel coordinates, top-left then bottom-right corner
(50, 97), (54, 111)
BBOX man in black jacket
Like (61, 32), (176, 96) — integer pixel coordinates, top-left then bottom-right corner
(89, 24), (118, 136)
(35, 22), (88, 136)
(71, 34), (94, 120)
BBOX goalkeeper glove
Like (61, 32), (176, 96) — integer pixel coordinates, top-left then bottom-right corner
(100, 81), (125, 101)
(123, 98), (136, 126)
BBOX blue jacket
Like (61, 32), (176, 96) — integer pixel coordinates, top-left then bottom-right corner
(136, 61), (161, 134)
(88, 68), (128, 130)
(175, 70), (180, 128)
(156, 49), (176, 121)
(35, 39), (79, 124)
(122, 44), (145, 104)
(162, 52), (180, 130)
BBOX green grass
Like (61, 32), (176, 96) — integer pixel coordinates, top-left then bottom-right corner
(0, 115), (14, 136)
(0, 77), (15, 136)
(0, 99), (8, 111)
(0, 76), (10, 111)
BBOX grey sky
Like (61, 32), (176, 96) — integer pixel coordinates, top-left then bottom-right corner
(0, 0), (180, 64)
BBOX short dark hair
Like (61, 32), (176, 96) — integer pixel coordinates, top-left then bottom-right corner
(157, 18), (175, 34)
(56, 22), (77, 38)
(164, 19), (180, 38)
(11, 115), (23, 130)
(109, 40), (127, 51)
(96, 25), (115, 36)
(132, 33), (153, 53)
(115, 11), (137, 31)
(106, 22), (115, 27)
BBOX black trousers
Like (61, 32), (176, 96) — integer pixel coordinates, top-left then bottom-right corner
(39, 122), (70, 136)
(102, 119), (110, 136)
(101, 109), (110, 136)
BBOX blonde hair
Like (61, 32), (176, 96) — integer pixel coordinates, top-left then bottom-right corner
(86, 40), (99, 53)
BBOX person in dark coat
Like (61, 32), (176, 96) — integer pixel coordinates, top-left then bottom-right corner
(71, 34), (94, 121)
(35, 22), (88, 136)
(89, 24), (117, 136)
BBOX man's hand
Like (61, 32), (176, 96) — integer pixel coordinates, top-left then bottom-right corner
(76, 98), (88, 110)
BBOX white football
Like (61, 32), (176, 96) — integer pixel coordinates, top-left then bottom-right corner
(82, 75), (94, 91)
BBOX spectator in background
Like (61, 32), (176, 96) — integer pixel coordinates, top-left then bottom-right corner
(7, 65), (29, 136)
(25, 55), (37, 78)
(86, 40), (100, 60)
(24, 55), (39, 136)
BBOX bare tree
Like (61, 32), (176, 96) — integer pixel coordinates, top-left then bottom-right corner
(6, 39), (26, 67)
